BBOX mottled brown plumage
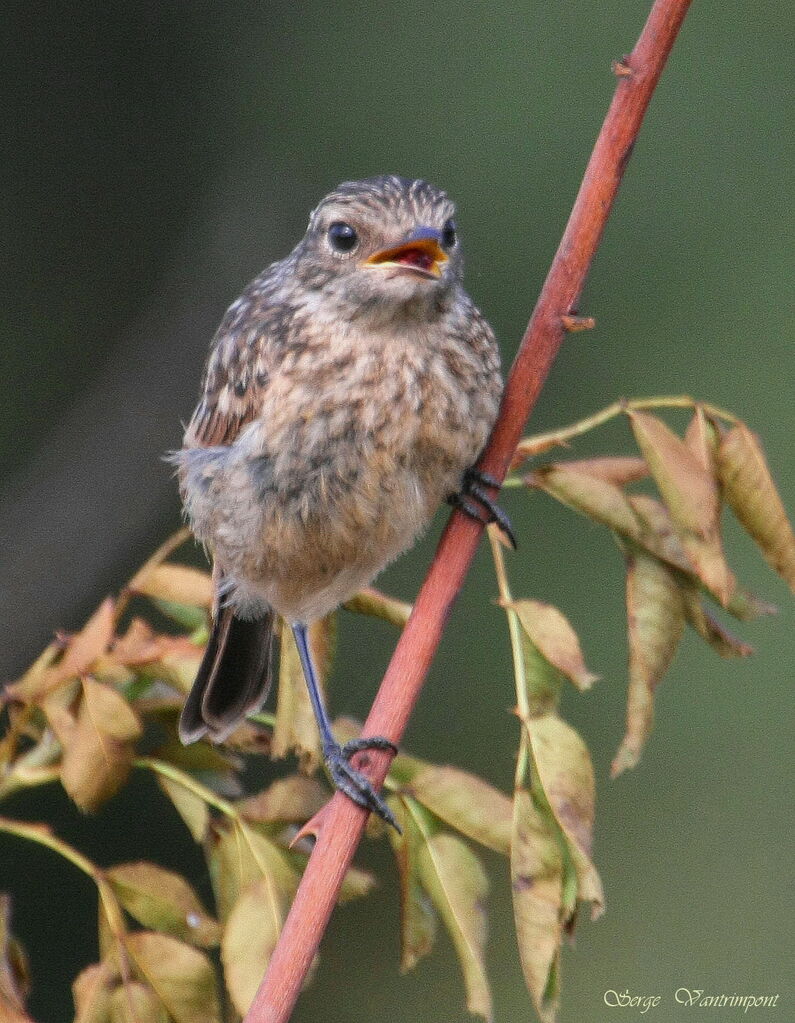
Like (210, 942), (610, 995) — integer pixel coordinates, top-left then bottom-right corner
(172, 175), (502, 824)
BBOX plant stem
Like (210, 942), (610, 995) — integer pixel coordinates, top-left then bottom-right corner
(245, 2), (694, 1018)
(135, 756), (238, 819)
(513, 395), (740, 460)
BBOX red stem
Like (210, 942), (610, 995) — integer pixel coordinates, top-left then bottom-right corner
(246, 1), (693, 1019)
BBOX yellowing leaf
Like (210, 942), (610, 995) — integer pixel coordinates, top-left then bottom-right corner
(681, 589), (753, 658)
(629, 411), (719, 536)
(0, 895), (31, 1022)
(525, 717), (604, 915)
(126, 932), (220, 1023)
(128, 563), (212, 608)
(344, 587), (413, 628)
(553, 455), (648, 486)
(106, 862), (220, 946)
(221, 878), (290, 1016)
(684, 406), (719, 473)
(612, 548), (685, 777)
(510, 782), (563, 1023)
(271, 619), (332, 770)
(237, 776), (328, 825)
(629, 412), (735, 604)
(2, 642), (60, 703)
(388, 797), (438, 973)
(406, 765), (512, 854)
(72, 962), (116, 1023)
(108, 981), (167, 1023)
(415, 828), (492, 1022)
(156, 776), (209, 843)
(508, 599), (599, 692)
(55, 599), (117, 685)
(209, 822), (298, 925)
(61, 679), (142, 811)
(718, 424), (795, 591)
(528, 464), (643, 539)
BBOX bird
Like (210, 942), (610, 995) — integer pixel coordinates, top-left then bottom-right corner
(171, 174), (508, 827)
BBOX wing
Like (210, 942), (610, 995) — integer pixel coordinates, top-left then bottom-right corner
(185, 279), (293, 448)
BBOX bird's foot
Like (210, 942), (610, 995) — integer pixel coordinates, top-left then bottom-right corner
(323, 736), (400, 831)
(448, 467), (517, 549)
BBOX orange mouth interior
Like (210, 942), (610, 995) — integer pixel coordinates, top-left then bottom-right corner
(363, 237), (447, 278)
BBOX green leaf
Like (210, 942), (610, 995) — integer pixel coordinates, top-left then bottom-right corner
(387, 797), (438, 973)
(221, 878), (290, 1016)
(108, 981), (167, 1023)
(414, 823), (492, 1021)
(404, 765), (512, 854)
(508, 599), (599, 692)
(612, 547), (685, 777)
(72, 962), (116, 1023)
(126, 932), (220, 1023)
(510, 783), (564, 1023)
(344, 587), (413, 627)
(524, 717), (604, 915)
(209, 822), (298, 925)
(106, 862), (220, 946)
(156, 776), (210, 843)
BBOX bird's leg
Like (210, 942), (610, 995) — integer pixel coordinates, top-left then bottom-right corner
(448, 466), (517, 549)
(291, 622), (400, 831)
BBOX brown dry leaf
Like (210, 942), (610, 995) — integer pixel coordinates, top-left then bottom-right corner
(72, 962), (116, 1023)
(512, 434), (568, 466)
(553, 455), (648, 486)
(128, 563), (212, 608)
(388, 797), (438, 973)
(508, 599), (599, 692)
(510, 783), (564, 1023)
(60, 679), (143, 811)
(629, 412), (735, 604)
(528, 464), (643, 539)
(344, 587), (413, 628)
(271, 618), (333, 770)
(416, 830), (492, 1022)
(405, 765), (512, 855)
(106, 862), (220, 947)
(612, 548), (686, 777)
(718, 424), (795, 591)
(221, 878), (290, 1016)
(126, 932), (220, 1023)
(156, 776), (210, 844)
(108, 981), (166, 1023)
(681, 588), (753, 658)
(2, 642), (60, 704)
(525, 716), (604, 915)
(0, 895), (32, 1023)
(237, 776), (328, 826)
(684, 406), (719, 473)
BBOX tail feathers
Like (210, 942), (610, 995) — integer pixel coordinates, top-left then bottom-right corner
(179, 605), (276, 744)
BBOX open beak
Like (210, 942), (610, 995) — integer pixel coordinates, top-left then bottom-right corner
(362, 229), (448, 279)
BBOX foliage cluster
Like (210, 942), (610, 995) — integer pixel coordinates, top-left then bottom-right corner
(1, 397), (792, 1023)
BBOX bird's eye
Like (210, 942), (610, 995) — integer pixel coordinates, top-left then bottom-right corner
(328, 222), (358, 252)
(441, 219), (457, 250)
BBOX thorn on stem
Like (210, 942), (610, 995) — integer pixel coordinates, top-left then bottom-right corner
(561, 314), (596, 333)
(612, 56), (633, 77)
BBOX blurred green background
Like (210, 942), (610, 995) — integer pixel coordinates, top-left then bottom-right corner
(1, 1), (792, 1020)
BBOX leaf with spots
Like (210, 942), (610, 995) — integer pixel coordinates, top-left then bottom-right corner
(106, 862), (220, 947)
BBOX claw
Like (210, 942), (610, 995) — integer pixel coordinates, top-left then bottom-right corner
(449, 467), (517, 549)
(323, 737), (400, 832)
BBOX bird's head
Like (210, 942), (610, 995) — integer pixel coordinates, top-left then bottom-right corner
(293, 175), (463, 319)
